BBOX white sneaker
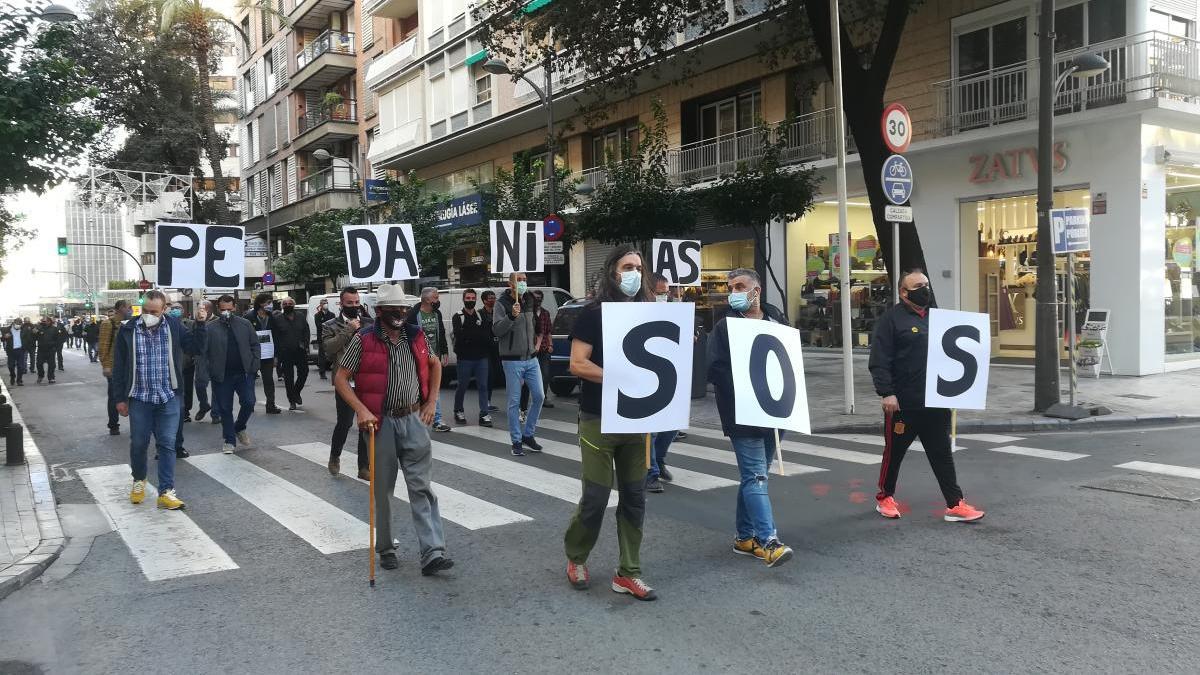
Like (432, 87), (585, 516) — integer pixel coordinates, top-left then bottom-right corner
(236, 431), (251, 447)
(222, 442), (236, 454)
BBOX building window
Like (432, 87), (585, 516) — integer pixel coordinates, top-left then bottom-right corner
(1150, 8), (1193, 38)
(1056, 0), (1126, 52)
(955, 16), (1027, 79)
(475, 74), (491, 105)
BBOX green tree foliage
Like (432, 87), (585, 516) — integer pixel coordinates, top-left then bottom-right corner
(382, 172), (453, 276)
(481, 154), (579, 246)
(574, 100), (695, 245)
(477, 0), (927, 277)
(107, 279), (141, 290)
(274, 208), (361, 286)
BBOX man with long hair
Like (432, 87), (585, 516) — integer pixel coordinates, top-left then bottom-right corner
(564, 245), (657, 601)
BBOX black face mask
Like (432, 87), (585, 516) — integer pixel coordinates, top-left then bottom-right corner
(379, 310), (405, 328)
(283, 305), (295, 314)
(341, 306), (359, 319)
(463, 300), (476, 309)
(432, 301), (441, 311)
(906, 286), (933, 308)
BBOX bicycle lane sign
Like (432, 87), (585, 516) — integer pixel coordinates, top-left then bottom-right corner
(881, 154), (914, 206)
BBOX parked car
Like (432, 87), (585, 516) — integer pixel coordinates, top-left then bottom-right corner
(547, 298), (589, 398)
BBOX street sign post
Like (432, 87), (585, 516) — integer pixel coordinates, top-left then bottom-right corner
(1049, 207), (1092, 408)
(137, 279), (151, 291)
(881, 154), (915, 304)
(262, 272), (275, 285)
(543, 214), (564, 242)
(881, 103), (912, 154)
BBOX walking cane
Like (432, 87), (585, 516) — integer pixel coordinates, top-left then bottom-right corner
(644, 434), (651, 471)
(368, 421), (376, 589)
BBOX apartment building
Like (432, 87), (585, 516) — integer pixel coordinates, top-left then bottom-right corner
(355, 0), (1200, 376)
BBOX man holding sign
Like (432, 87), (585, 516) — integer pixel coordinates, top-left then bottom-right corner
(868, 269), (985, 523)
(564, 246), (658, 601)
(707, 268), (795, 568)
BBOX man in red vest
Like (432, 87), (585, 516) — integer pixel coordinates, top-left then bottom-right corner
(334, 284), (452, 576)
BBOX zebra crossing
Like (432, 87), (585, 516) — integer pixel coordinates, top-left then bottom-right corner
(77, 414), (1198, 583)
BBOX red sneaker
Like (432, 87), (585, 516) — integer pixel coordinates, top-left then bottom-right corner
(876, 496), (901, 519)
(566, 560), (589, 590)
(944, 499), (985, 523)
(611, 574), (657, 601)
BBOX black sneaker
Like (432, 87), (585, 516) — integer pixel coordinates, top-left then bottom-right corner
(196, 406), (209, 421)
(176, 448), (190, 459)
(421, 556), (454, 576)
(108, 427), (119, 436)
(295, 396), (303, 406)
(675, 432), (689, 440)
(432, 422), (451, 432)
(266, 405), (282, 414)
(36, 377), (42, 384)
(645, 476), (665, 493)
(659, 465), (674, 483)
(479, 414), (493, 427)
(380, 552), (399, 570)
(182, 414), (192, 424)
(488, 404), (499, 412)
(454, 411), (467, 424)
(288, 402), (298, 411)
(522, 436), (543, 453)
(210, 416), (221, 425)
(511, 443), (526, 457)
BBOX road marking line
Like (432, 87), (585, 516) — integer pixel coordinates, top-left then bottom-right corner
(278, 442), (531, 530)
(77, 464), (238, 581)
(431, 440), (616, 506)
(1116, 461), (1200, 480)
(990, 445), (1089, 461)
(782, 440), (882, 465)
(187, 454), (368, 554)
(459, 422), (737, 490)
(959, 433), (1025, 444)
(818, 434), (963, 453)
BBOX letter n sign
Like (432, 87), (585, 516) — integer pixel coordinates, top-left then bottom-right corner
(727, 318), (811, 434)
(156, 223), (245, 289)
(924, 308), (991, 410)
(490, 220), (544, 273)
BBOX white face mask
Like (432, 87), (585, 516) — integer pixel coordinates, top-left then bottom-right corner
(142, 313), (161, 328)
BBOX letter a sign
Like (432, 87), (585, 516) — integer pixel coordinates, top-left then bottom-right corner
(490, 220), (544, 273)
(600, 302), (695, 434)
(343, 224), (420, 283)
(652, 239), (702, 286)
(727, 318), (811, 434)
(924, 308), (991, 410)
(156, 223), (245, 289)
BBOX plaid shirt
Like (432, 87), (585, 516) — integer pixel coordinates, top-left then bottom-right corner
(535, 307), (553, 354)
(131, 321), (175, 404)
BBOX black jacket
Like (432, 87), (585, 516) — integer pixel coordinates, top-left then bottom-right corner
(205, 315), (261, 382)
(868, 303), (932, 411)
(313, 309), (335, 340)
(707, 302), (789, 438)
(451, 309), (490, 360)
(407, 305), (448, 357)
(269, 310), (310, 360)
(84, 323), (99, 341)
(33, 323), (61, 351)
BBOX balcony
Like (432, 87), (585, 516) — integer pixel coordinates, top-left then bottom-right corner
(368, 118), (425, 165)
(927, 31), (1200, 138)
(364, 0), (417, 20)
(293, 30), (356, 90)
(299, 165), (360, 200)
(290, 0), (354, 31)
(293, 99), (359, 151)
(513, 60), (583, 105)
(364, 36), (418, 92)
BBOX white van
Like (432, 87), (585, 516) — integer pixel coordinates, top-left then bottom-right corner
(304, 289), (421, 360)
(434, 286), (574, 370)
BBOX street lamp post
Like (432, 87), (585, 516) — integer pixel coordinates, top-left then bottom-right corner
(483, 54), (556, 216)
(38, 3), (78, 23)
(312, 148), (369, 226)
(1034, 0), (1110, 415)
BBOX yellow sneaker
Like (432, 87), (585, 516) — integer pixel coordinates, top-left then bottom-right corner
(129, 479), (147, 504)
(157, 489), (185, 510)
(732, 537), (765, 559)
(761, 539), (794, 568)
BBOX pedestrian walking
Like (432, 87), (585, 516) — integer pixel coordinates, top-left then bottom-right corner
(323, 287), (372, 478)
(71, 319), (83, 350)
(450, 288), (492, 427)
(84, 318), (99, 362)
(493, 273), (544, 456)
(3, 318), (31, 386)
(244, 292), (282, 414)
(98, 303), (128, 434)
(708, 268), (795, 568)
(54, 319), (67, 371)
(479, 290), (500, 412)
(24, 318), (36, 373)
(33, 317), (59, 384)
(313, 299), (335, 380)
(563, 245), (656, 600)
(869, 269), (985, 523)
(271, 297), (310, 410)
(180, 302), (212, 422)
(208, 295), (260, 454)
(112, 290), (202, 510)
(410, 287), (450, 432)
(334, 283), (452, 576)
(645, 274), (682, 494)
(519, 290), (554, 419)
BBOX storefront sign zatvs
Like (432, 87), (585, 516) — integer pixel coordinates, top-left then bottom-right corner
(435, 193), (485, 230)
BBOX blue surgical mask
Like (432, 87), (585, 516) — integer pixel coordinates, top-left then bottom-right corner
(728, 291), (752, 312)
(619, 271), (641, 297)
(168, 308), (183, 318)
(516, 281), (528, 295)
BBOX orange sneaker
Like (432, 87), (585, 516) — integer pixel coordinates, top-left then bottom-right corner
(876, 496), (901, 519)
(567, 560), (589, 590)
(944, 499), (985, 523)
(611, 574), (657, 601)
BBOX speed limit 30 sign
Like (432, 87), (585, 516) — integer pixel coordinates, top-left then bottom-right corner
(881, 103), (912, 154)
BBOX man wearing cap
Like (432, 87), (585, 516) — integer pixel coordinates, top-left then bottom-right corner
(334, 284), (453, 576)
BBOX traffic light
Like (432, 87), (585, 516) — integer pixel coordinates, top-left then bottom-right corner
(56, 237), (68, 255)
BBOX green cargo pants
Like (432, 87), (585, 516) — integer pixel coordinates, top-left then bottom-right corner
(563, 416), (647, 578)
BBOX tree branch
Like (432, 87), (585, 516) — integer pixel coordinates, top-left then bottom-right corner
(867, 0), (911, 94)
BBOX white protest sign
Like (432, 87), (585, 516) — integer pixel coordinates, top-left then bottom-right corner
(156, 223), (245, 289)
(727, 318), (811, 434)
(342, 224), (420, 283)
(256, 330), (274, 361)
(490, 220), (544, 273)
(924, 308), (991, 410)
(652, 239), (702, 286)
(600, 302), (694, 434)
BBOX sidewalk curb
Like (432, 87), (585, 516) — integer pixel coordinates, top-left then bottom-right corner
(810, 413), (1200, 435)
(0, 380), (66, 601)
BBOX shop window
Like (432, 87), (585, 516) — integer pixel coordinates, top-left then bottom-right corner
(1165, 166), (1200, 357)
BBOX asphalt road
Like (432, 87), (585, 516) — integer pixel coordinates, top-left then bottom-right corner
(1, 346), (1198, 673)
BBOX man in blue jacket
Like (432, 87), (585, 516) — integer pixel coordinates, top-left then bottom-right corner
(112, 290), (204, 510)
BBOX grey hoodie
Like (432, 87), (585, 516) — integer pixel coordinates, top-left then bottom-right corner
(492, 289), (536, 361)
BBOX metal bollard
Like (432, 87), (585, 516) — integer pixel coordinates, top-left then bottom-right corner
(0, 402), (11, 430)
(5, 422), (24, 466)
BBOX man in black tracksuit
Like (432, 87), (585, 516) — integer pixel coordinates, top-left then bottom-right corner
(868, 269), (985, 523)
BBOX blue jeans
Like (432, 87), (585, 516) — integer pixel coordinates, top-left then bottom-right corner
(502, 358), (542, 444)
(731, 434), (781, 542)
(453, 358), (489, 416)
(129, 397), (180, 491)
(213, 372), (256, 445)
(647, 431), (678, 479)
